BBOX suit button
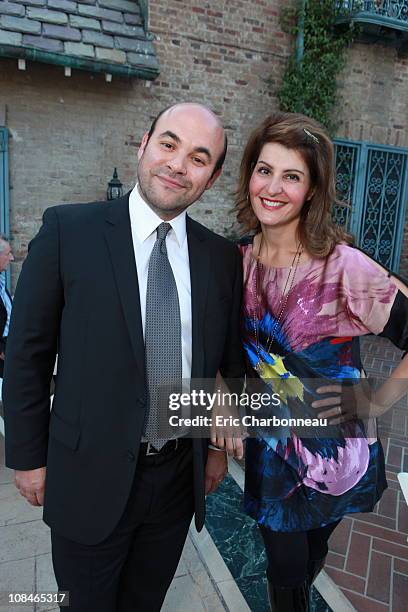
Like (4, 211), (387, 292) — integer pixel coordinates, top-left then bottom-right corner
(127, 450), (135, 462)
(136, 397), (145, 406)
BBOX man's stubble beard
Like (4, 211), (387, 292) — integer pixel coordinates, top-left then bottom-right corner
(137, 167), (201, 218)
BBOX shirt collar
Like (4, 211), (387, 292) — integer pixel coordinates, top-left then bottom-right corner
(129, 184), (187, 247)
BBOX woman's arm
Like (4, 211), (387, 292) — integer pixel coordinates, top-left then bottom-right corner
(314, 256), (408, 424)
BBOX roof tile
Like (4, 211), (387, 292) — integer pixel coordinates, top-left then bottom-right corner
(0, 14), (41, 34)
(115, 35), (154, 54)
(0, 29), (22, 45)
(13, 0), (45, 7)
(22, 33), (63, 52)
(101, 19), (144, 38)
(78, 4), (123, 23)
(69, 14), (101, 31)
(64, 41), (95, 58)
(27, 8), (68, 25)
(124, 12), (142, 26)
(99, 0), (139, 14)
(42, 23), (81, 41)
(0, 2), (26, 18)
(82, 29), (114, 48)
(47, 0), (77, 13)
(95, 46), (126, 63)
(0, 1), (159, 79)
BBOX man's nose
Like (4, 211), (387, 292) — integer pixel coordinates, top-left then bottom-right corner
(167, 153), (187, 174)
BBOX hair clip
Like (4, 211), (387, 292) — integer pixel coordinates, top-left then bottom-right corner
(303, 128), (319, 143)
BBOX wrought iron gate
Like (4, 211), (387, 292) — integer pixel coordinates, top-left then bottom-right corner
(334, 139), (408, 272)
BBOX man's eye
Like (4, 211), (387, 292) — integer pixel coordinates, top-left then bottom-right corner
(193, 157), (205, 165)
(161, 142), (174, 149)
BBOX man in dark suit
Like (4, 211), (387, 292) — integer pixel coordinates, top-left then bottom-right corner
(3, 103), (244, 611)
(0, 234), (14, 381)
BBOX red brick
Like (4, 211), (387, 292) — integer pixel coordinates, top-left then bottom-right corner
(377, 487), (398, 519)
(328, 517), (352, 555)
(391, 413), (406, 434)
(354, 519), (408, 545)
(392, 571), (408, 611)
(398, 500), (408, 534)
(346, 532), (371, 577)
(366, 551), (392, 603)
(341, 589), (389, 612)
(326, 551), (345, 570)
(388, 425), (408, 441)
(325, 567), (365, 593)
(387, 444), (403, 469)
(353, 512), (395, 530)
(386, 470), (398, 482)
(372, 537), (408, 559)
(387, 478), (403, 491)
(394, 557), (408, 575)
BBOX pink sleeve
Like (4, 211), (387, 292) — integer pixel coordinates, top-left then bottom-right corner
(341, 248), (398, 335)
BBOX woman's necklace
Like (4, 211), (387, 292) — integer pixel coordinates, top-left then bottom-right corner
(252, 234), (303, 372)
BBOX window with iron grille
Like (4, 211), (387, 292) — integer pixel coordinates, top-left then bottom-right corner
(333, 139), (408, 273)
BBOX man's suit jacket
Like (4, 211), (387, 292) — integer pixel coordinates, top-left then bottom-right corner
(3, 193), (244, 545)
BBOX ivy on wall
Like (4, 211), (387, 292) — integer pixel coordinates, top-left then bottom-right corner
(278, 0), (356, 133)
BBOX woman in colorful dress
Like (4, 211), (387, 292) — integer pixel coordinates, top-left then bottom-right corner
(234, 112), (408, 611)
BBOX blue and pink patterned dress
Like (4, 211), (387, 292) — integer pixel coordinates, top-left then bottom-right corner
(240, 239), (407, 532)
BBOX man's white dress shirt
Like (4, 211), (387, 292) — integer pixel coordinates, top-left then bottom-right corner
(129, 185), (192, 383)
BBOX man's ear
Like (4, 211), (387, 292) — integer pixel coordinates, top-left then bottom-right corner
(205, 167), (222, 191)
(138, 133), (149, 161)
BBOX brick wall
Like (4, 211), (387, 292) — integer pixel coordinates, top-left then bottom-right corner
(1, 2), (408, 284)
(335, 42), (408, 278)
(336, 43), (408, 147)
(0, 0), (291, 287)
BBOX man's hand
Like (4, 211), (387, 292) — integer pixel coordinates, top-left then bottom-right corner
(15, 467), (46, 507)
(0, 351), (5, 360)
(205, 448), (227, 495)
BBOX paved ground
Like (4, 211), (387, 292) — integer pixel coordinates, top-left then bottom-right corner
(0, 468), (227, 612)
(0, 432), (249, 612)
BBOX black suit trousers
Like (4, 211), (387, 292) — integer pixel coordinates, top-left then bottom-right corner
(51, 442), (194, 612)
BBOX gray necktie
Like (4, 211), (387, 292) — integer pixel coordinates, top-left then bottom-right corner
(144, 222), (182, 450)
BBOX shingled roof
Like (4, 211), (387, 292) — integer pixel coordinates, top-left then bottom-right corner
(0, 0), (159, 79)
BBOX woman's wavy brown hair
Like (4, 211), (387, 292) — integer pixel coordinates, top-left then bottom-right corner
(234, 111), (351, 257)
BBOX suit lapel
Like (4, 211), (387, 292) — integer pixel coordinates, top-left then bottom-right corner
(103, 203), (210, 381)
(187, 217), (211, 378)
(103, 193), (146, 381)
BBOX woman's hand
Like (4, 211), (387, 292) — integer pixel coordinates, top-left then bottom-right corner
(210, 372), (246, 459)
(210, 430), (245, 460)
(312, 381), (387, 424)
(210, 406), (245, 459)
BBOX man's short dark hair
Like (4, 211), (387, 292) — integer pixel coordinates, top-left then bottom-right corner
(145, 104), (228, 177)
